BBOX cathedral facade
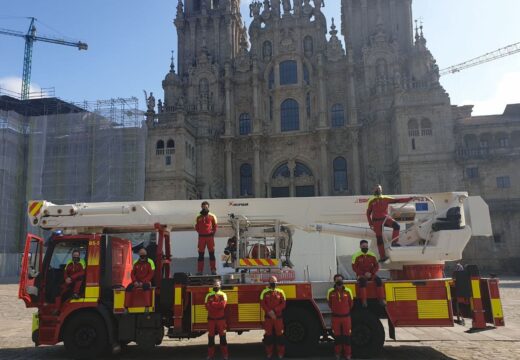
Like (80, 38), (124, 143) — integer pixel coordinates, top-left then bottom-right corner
(145, 0), (456, 200)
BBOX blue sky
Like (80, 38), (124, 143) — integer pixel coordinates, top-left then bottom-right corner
(0, 0), (519, 115)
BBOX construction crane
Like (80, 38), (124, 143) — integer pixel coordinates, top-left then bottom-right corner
(0, 17), (88, 100)
(440, 42), (520, 76)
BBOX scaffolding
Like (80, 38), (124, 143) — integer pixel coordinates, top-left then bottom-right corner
(0, 96), (147, 277)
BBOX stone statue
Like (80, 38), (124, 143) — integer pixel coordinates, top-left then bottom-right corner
(282, 0), (292, 14)
(250, 1), (261, 17)
(314, 0), (324, 8)
(143, 90), (156, 112)
(157, 99), (163, 113)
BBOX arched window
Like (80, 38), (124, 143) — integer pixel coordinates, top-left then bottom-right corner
(156, 140), (165, 155)
(272, 163), (291, 179)
(303, 36), (313, 58)
(280, 60), (298, 85)
(421, 118), (432, 136)
(294, 162), (312, 177)
(496, 133), (509, 148)
(240, 164), (253, 196)
(303, 64), (310, 85)
(263, 41), (272, 62)
(333, 157), (348, 191)
(166, 139), (175, 154)
(281, 99), (300, 131)
(268, 68), (275, 90)
(294, 162), (315, 197)
(408, 119), (419, 137)
(239, 113), (252, 135)
(331, 104), (345, 127)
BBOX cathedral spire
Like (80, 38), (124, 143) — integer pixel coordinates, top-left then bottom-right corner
(414, 19), (420, 42)
(329, 17), (338, 37)
(170, 50), (175, 73)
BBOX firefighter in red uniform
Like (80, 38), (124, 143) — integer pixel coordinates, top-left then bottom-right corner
(126, 248), (155, 291)
(327, 274), (354, 360)
(260, 275), (286, 360)
(205, 279), (229, 360)
(352, 240), (386, 308)
(56, 249), (85, 307)
(366, 184), (415, 262)
(195, 201), (218, 275)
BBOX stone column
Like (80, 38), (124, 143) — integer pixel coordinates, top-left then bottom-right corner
(351, 128), (361, 194)
(319, 131), (329, 195)
(253, 137), (261, 197)
(252, 59), (261, 133)
(224, 62), (233, 136)
(317, 54), (327, 128)
(225, 139), (233, 198)
(288, 159), (296, 197)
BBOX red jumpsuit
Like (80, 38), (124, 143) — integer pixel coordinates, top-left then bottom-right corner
(366, 195), (413, 259)
(352, 250), (385, 305)
(56, 259), (85, 307)
(127, 258), (155, 291)
(205, 290), (228, 359)
(195, 212), (218, 273)
(327, 286), (354, 358)
(260, 287), (286, 358)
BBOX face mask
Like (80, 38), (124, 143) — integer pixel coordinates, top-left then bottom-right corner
(335, 280), (343, 287)
(201, 209), (209, 215)
(213, 287), (220, 292)
(374, 190), (382, 196)
(361, 248), (369, 254)
(269, 282), (276, 289)
(139, 255), (147, 261)
(72, 257), (80, 263)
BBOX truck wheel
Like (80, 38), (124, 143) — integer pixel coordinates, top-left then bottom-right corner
(351, 310), (385, 359)
(63, 312), (108, 360)
(284, 306), (321, 358)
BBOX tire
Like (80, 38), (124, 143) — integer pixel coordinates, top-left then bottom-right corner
(63, 312), (108, 360)
(351, 310), (385, 359)
(284, 305), (321, 358)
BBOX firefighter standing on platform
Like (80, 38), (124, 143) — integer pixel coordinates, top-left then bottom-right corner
(260, 275), (286, 360)
(195, 201), (218, 275)
(352, 240), (386, 307)
(126, 248), (155, 292)
(205, 279), (229, 360)
(56, 249), (85, 307)
(366, 184), (415, 262)
(327, 274), (354, 360)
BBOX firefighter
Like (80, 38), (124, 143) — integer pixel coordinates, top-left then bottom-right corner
(56, 249), (85, 307)
(352, 240), (386, 308)
(327, 274), (354, 360)
(366, 184), (415, 262)
(205, 279), (229, 360)
(260, 275), (286, 360)
(195, 201), (218, 275)
(126, 248), (155, 292)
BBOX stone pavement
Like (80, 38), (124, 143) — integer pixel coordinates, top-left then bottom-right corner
(0, 279), (519, 360)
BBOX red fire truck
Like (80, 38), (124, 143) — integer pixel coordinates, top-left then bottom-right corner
(19, 194), (504, 359)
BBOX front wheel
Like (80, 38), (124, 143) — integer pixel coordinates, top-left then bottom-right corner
(351, 310), (385, 359)
(63, 312), (108, 360)
(284, 305), (321, 358)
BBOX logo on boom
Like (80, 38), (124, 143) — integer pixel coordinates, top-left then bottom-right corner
(228, 202), (249, 207)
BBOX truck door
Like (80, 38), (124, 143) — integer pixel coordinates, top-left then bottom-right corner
(19, 234), (44, 307)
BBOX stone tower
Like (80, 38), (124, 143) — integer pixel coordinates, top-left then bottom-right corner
(341, 0), (459, 193)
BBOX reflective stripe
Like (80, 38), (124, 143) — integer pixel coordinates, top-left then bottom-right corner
(385, 282), (416, 302)
(85, 286), (99, 298)
(471, 280), (481, 299)
(205, 290), (228, 303)
(132, 258), (156, 270)
(351, 250), (378, 264)
(65, 259), (86, 269)
(491, 298), (504, 318)
(174, 287), (182, 305)
(367, 195), (394, 207)
(32, 313), (39, 333)
(260, 287), (286, 300)
(239, 258), (279, 266)
(327, 286), (353, 301)
(239, 303), (261, 322)
(417, 300), (450, 319)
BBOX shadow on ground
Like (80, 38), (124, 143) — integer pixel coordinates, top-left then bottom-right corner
(0, 342), (456, 360)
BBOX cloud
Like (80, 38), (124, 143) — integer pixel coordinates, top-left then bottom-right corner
(460, 72), (520, 116)
(0, 76), (41, 97)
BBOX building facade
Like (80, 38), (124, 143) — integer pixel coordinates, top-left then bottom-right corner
(143, 0), (519, 272)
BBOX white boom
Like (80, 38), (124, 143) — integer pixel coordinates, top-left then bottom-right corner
(28, 192), (492, 268)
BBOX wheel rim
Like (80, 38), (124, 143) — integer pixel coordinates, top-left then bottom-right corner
(352, 324), (372, 347)
(285, 321), (306, 343)
(74, 325), (97, 347)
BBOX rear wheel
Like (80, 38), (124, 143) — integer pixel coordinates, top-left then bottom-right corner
(284, 306), (321, 358)
(63, 312), (108, 360)
(351, 310), (385, 359)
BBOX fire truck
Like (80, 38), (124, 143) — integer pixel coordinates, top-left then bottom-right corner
(19, 193), (504, 359)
